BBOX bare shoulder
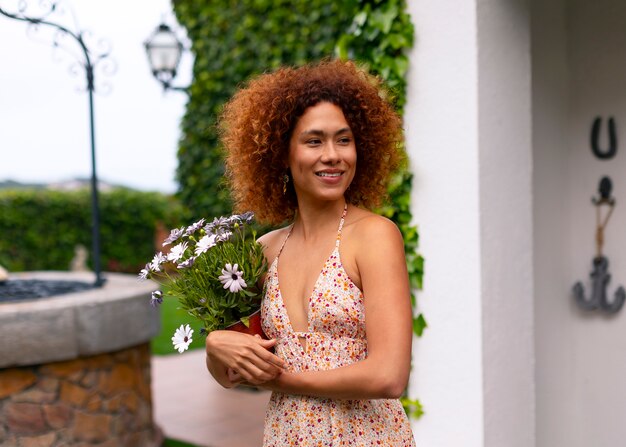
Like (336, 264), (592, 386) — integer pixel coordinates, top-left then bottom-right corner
(339, 207), (406, 292)
(257, 226), (291, 262)
(346, 207), (403, 247)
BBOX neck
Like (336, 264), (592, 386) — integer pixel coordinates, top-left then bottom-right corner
(292, 198), (346, 241)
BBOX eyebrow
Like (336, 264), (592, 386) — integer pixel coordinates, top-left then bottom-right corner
(299, 127), (352, 137)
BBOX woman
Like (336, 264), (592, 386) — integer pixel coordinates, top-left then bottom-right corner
(206, 59), (416, 446)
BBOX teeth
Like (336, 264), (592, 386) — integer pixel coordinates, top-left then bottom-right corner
(317, 172), (342, 177)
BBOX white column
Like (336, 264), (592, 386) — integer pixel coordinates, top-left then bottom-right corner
(476, 0), (535, 445)
(405, 1), (535, 445)
(405, 2), (483, 445)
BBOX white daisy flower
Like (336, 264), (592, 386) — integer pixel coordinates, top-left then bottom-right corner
(241, 211), (254, 224)
(185, 218), (206, 236)
(167, 241), (188, 262)
(218, 263), (247, 293)
(204, 216), (229, 234)
(172, 324), (194, 353)
(150, 290), (163, 307)
(163, 227), (185, 246)
(138, 264), (150, 281)
(216, 230), (232, 243)
(195, 234), (217, 256)
(177, 256), (197, 269)
(228, 214), (242, 225)
(149, 252), (167, 272)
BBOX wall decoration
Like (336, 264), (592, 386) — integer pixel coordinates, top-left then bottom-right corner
(591, 116), (618, 159)
(573, 176), (625, 313)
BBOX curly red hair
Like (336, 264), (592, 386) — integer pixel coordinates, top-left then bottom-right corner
(219, 59), (403, 225)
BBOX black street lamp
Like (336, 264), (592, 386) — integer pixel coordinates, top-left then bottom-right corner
(144, 23), (188, 93)
(0, 1), (112, 287)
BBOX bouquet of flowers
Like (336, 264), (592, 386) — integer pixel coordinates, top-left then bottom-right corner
(139, 212), (268, 353)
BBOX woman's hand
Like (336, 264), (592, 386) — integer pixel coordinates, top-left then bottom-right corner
(205, 330), (285, 387)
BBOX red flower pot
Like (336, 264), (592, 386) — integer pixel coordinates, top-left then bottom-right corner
(225, 309), (268, 339)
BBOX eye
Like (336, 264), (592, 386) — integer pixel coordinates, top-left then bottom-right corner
(337, 136), (352, 145)
(306, 138), (322, 146)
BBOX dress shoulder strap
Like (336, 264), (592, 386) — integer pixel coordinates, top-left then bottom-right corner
(276, 225), (294, 258)
(335, 203), (349, 248)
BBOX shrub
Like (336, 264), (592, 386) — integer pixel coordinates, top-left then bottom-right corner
(0, 188), (182, 273)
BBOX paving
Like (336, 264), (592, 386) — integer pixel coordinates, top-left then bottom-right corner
(152, 349), (271, 447)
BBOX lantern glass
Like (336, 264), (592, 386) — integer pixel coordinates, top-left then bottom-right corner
(145, 24), (182, 76)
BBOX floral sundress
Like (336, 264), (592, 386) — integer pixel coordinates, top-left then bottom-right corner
(261, 205), (416, 446)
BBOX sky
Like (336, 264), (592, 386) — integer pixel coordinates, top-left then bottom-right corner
(0, 0), (192, 193)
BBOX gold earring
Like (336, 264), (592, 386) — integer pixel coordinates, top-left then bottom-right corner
(282, 174), (289, 195)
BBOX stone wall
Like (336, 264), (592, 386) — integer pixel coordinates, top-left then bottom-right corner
(0, 343), (161, 447)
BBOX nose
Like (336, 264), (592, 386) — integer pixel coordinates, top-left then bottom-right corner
(320, 142), (340, 164)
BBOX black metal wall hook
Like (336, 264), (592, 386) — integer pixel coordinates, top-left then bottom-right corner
(591, 116), (618, 159)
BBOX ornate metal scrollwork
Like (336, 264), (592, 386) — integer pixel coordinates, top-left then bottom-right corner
(0, 1), (115, 93)
(0, 0), (115, 286)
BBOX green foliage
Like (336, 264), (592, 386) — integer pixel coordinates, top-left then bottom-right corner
(173, 0), (355, 219)
(337, 0), (425, 336)
(401, 396), (425, 419)
(336, 0), (414, 110)
(0, 189), (182, 273)
(162, 437), (199, 447)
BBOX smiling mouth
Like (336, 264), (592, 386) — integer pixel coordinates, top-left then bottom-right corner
(315, 171), (343, 178)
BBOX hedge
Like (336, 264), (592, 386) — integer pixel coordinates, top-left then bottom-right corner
(0, 188), (182, 273)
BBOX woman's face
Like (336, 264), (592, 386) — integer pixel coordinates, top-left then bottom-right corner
(287, 102), (356, 205)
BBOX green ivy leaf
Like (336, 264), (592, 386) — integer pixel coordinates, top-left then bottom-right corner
(413, 313), (427, 337)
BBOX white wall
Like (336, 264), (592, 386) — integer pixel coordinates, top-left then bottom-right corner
(406, 1), (534, 445)
(531, 1), (574, 446)
(405, 1), (484, 445)
(476, 1), (535, 445)
(533, 1), (626, 445)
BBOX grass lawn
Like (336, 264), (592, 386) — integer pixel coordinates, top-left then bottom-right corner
(151, 292), (206, 355)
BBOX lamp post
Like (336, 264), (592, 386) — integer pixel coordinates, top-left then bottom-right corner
(144, 22), (189, 93)
(0, 1), (111, 287)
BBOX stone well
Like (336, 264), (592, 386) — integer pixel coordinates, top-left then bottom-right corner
(0, 271), (161, 447)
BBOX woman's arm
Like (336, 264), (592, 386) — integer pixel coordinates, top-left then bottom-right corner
(253, 217), (413, 399)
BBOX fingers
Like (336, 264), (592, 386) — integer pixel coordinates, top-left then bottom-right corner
(254, 338), (286, 368)
(234, 338), (284, 383)
(227, 368), (242, 383)
(237, 361), (281, 384)
(232, 351), (282, 382)
(206, 331), (286, 384)
(257, 344), (286, 369)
